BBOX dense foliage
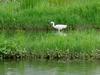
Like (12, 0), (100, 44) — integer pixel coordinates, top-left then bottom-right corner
(0, 30), (100, 60)
(0, 0), (100, 29)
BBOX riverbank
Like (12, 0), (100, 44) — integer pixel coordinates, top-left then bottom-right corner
(0, 30), (100, 60)
(0, 0), (100, 29)
(0, 0), (100, 60)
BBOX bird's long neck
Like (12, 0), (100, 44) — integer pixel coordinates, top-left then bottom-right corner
(52, 22), (55, 27)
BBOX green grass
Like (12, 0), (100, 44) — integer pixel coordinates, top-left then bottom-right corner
(0, 0), (100, 60)
(0, 30), (100, 60)
(0, 0), (100, 29)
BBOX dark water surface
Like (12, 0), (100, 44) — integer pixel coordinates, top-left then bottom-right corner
(0, 60), (100, 75)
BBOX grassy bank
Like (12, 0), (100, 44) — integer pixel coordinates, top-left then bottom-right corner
(0, 0), (100, 60)
(0, 30), (100, 60)
(0, 0), (100, 29)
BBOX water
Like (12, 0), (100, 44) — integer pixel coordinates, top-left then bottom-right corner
(0, 60), (100, 75)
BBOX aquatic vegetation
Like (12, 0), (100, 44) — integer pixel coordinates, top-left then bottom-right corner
(0, 30), (100, 60)
(0, 0), (100, 60)
(0, 0), (100, 29)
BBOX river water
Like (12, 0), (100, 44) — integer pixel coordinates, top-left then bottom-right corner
(0, 60), (100, 75)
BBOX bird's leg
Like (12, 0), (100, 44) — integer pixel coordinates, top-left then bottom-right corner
(58, 29), (61, 33)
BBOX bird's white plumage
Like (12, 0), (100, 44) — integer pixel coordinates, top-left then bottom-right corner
(50, 21), (67, 32)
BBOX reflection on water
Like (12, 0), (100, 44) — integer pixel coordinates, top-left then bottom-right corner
(0, 60), (100, 75)
(55, 32), (67, 36)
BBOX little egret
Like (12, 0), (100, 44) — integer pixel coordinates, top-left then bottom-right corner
(50, 21), (67, 32)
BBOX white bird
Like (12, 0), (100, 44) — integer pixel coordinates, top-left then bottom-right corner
(50, 21), (67, 32)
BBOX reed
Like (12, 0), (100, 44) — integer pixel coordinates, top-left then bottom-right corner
(0, 30), (100, 60)
(0, 0), (99, 29)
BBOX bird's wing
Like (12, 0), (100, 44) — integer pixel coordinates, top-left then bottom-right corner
(56, 24), (67, 27)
